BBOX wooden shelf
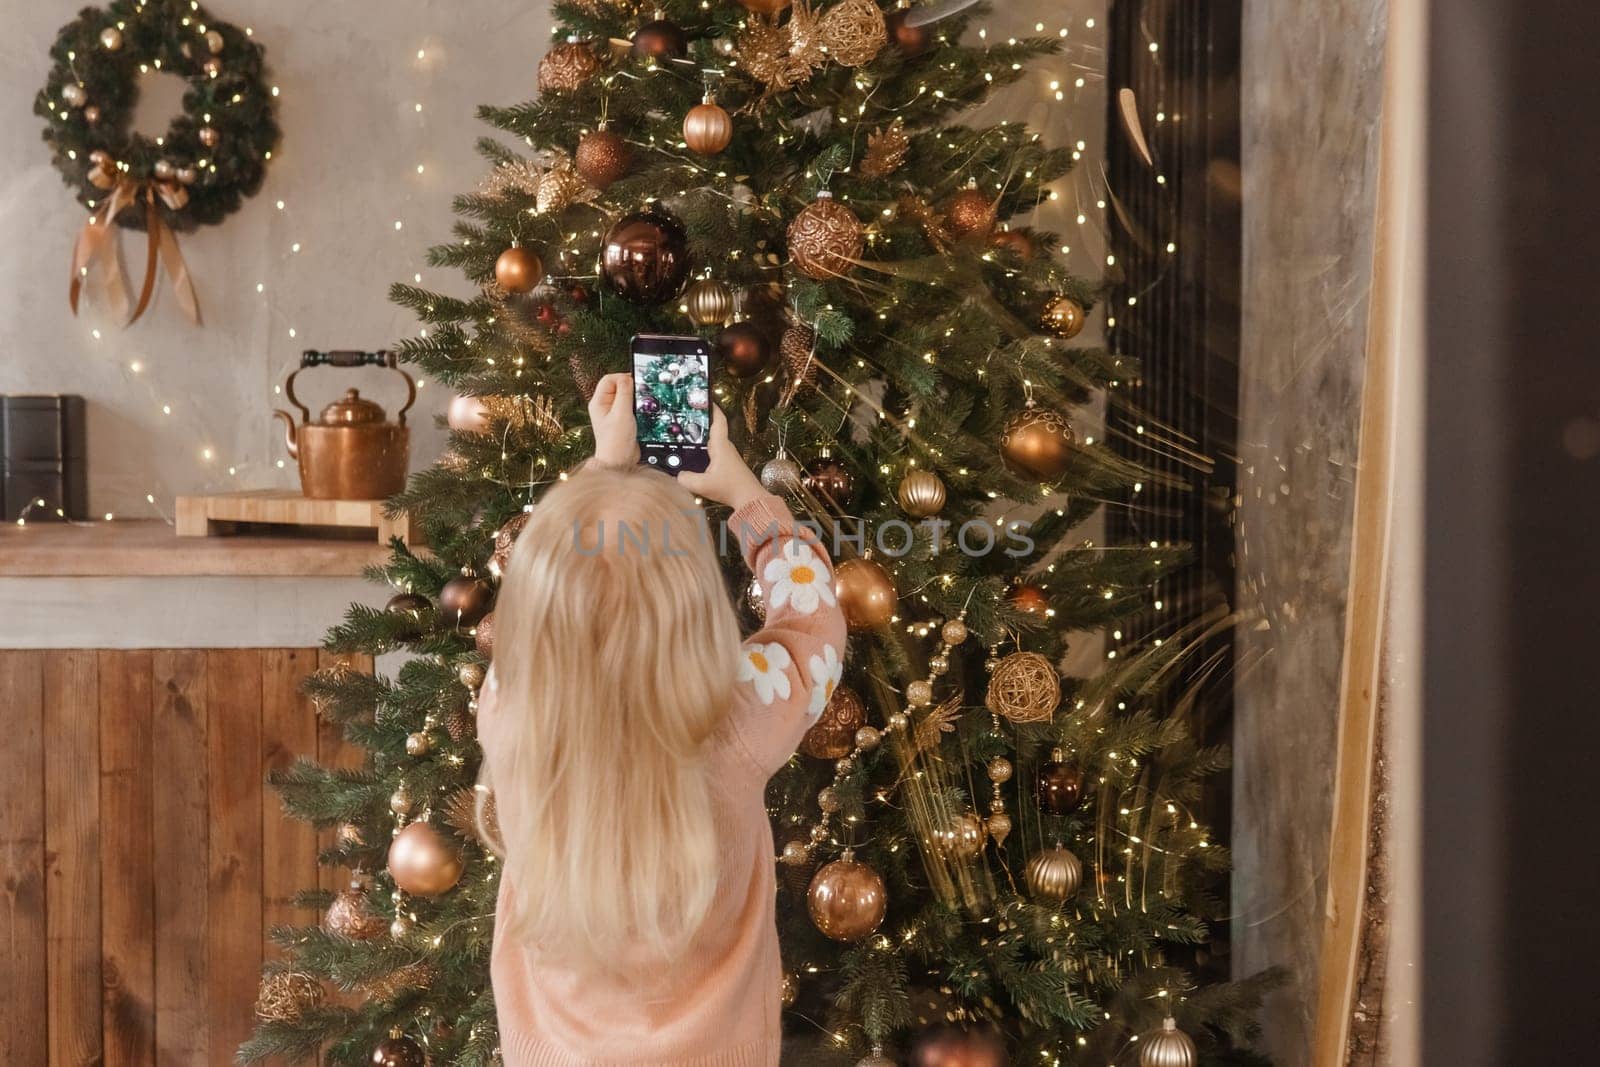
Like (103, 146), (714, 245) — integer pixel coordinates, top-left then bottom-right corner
(0, 520), (389, 578)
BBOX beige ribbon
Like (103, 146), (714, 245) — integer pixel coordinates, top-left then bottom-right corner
(68, 176), (202, 327)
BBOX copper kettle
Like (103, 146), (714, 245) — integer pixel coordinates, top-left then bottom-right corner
(273, 350), (416, 500)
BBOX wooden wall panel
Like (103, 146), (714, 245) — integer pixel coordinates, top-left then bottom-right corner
(100, 650), (156, 1067)
(262, 649), (321, 942)
(0, 651), (48, 1064)
(316, 651), (371, 900)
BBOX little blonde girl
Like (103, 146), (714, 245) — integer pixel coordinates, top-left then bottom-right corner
(477, 372), (847, 1066)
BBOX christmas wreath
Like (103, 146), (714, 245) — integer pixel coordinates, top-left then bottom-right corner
(35, 0), (280, 324)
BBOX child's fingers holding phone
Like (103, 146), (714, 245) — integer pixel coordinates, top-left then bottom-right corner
(678, 407), (764, 511)
(588, 372), (639, 467)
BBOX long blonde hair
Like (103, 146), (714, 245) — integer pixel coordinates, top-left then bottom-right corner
(478, 464), (741, 970)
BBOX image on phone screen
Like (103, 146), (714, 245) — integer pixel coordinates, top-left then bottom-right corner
(632, 335), (712, 473)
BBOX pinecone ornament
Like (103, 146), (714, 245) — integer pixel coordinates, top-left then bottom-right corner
(779, 322), (819, 402)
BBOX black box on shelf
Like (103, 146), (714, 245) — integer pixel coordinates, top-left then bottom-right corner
(0, 395), (88, 522)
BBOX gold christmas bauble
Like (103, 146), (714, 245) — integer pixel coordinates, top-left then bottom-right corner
(985, 811), (1013, 847)
(939, 813), (986, 860)
(807, 854), (887, 942)
(684, 278), (734, 327)
(819, 0), (888, 66)
(787, 191), (865, 279)
(906, 679), (933, 706)
(683, 96), (734, 155)
(254, 971), (323, 1023)
(854, 725), (881, 751)
(198, 126), (221, 148)
(495, 246), (544, 294)
(1025, 844), (1082, 904)
(538, 39), (604, 92)
(404, 731), (432, 757)
(1000, 404), (1076, 481)
(984, 651), (1060, 724)
(99, 27), (123, 51)
(987, 756), (1013, 783)
(1041, 295), (1086, 339)
(835, 557), (897, 631)
(389, 787), (414, 815)
(944, 184), (997, 240)
(323, 881), (387, 941)
(206, 29), (225, 54)
(941, 618), (968, 645)
(61, 83), (88, 108)
(458, 661), (487, 690)
(1140, 1018), (1198, 1067)
(387, 821), (465, 897)
(760, 452), (805, 494)
(575, 126), (632, 189)
(800, 684), (867, 759)
(896, 469), (946, 518)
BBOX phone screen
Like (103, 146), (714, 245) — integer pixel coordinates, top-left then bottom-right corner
(632, 334), (713, 474)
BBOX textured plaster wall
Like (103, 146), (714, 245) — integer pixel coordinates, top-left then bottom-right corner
(1233, 0), (1389, 1061)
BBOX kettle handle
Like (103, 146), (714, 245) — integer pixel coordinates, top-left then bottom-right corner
(288, 350), (418, 427)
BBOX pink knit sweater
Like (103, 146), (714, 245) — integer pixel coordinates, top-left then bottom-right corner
(481, 493), (848, 1066)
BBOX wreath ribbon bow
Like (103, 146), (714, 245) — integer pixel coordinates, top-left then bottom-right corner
(69, 177), (202, 327)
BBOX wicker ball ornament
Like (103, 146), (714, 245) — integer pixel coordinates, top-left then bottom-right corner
(835, 557), (898, 630)
(685, 278), (734, 327)
(787, 191), (865, 279)
(896, 469), (946, 517)
(945, 183), (998, 240)
(254, 971), (324, 1023)
(538, 39), (604, 92)
(984, 651), (1060, 723)
(807, 853), (888, 942)
(575, 126), (633, 189)
(1140, 1018), (1198, 1067)
(1000, 404), (1076, 481)
(684, 96), (734, 155)
(819, 0), (887, 66)
(1041, 295), (1087, 339)
(1025, 844), (1083, 904)
(800, 684), (867, 759)
(387, 821), (465, 897)
(494, 246), (544, 294)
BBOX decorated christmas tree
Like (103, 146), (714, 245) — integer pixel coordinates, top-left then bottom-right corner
(243, 1), (1273, 1064)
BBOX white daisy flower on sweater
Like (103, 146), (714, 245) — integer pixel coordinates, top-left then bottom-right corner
(739, 641), (793, 705)
(807, 645), (843, 720)
(762, 539), (835, 616)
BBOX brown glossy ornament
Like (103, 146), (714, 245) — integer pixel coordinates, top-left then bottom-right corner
(439, 574), (494, 628)
(631, 19), (688, 59)
(538, 39), (604, 92)
(738, 0), (792, 13)
(323, 881), (387, 941)
(495, 246), (544, 294)
(1041, 295), (1086, 339)
(835, 557), (897, 630)
(909, 1024), (1007, 1067)
(599, 209), (692, 304)
(198, 126), (220, 148)
(1036, 750), (1083, 815)
(474, 610), (496, 658)
(490, 510), (532, 578)
(1140, 1018), (1198, 1067)
(802, 450), (854, 507)
(685, 277), (734, 327)
(896, 469), (946, 517)
(387, 820), (465, 897)
(885, 2), (933, 58)
(385, 592), (430, 638)
(575, 125), (633, 189)
(807, 853), (887, 942)
(787, 191), (865, 279)
(800, 684), (867, 759)
(370, 1034), (426, 1067)
(1000, 404), (1076, 481)
(988, 225), (1035, 259)
(1025, 844), (1082, 904)
(684, 96), (734, 155)
(715, 321), (771, 378)
(939, 812), (986, 860)
(944, 183), (997, 240)
(83, 104), (102, 125)
(1009, 583), (1049, 615)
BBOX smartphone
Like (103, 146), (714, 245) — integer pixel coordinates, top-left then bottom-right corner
(632, 334), (714, 475)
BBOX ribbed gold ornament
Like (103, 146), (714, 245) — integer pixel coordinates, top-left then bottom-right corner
(788, 191), (865, 279)
(683, 95), (734, 155)
(1025, 844), (1082, 904)
(684, 278), (734, 327)
(1139, 1018), (1198, 1067)
(895, 469), (947, 517)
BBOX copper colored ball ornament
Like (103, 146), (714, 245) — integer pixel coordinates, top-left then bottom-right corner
(206, 28), (225, 54)
(100, 26), (124, 51)
(1025, 844), (1082, 904)
(807, 853), (887, 942)
(370, 1034), (426, 1067)
(987, 756), (1013, 784)
(787, 191), (865, 279)
(1140, 1018), (1198, 1067)
(940, 813), (987, 860)
(1009, 583), (1049, 616)
(800, 684), (867, 759)
(198, 126), (221, 148)
(631, 19), (688, 59)
(684, 95), (734, 155)
(538, 39), (604, 92)
(439, 574), (494, 628)
(715, 322), (771, 378)
(803, 450), (855, 507)
(495, 246), (545, 294)
(599, 209), (692, 304)
(909, 1024), (1007, 1067)
(835, 558), (898, 631)
(576, 126), (633, 189)
(404, 732), (432, 757)
(84, 105), (102, 125)
(896, 469), (947, 518)
(885, 3), (933, 58)
(61, 83), (88, 108)
(385, 592), (430, 640)
(1036, 750), (1083, 815)
(446, 393), (490, 434)
(323, 882), (387, 941)
(387, 821), (465, 897)
(738, 0), (793, 14)
(988, 225), (1035, 259)
(685, 277), (734, 327)
(1000, 404), (1076, 481)
(944, 183), (997, 241)
(760, 452), (805, 494)
(1041, 295), (1087, 339)
(490, 510), (532, 578)
(474, 610), (496, 658)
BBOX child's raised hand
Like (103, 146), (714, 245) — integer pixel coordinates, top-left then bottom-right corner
(678, 406), (764, 511)
(587, 372), (640, 468)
